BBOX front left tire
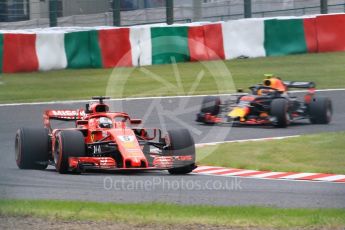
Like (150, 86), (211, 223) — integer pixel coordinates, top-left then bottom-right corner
(15, 128), (49, 170)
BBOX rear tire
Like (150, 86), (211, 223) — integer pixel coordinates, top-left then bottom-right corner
(54, 130), (86, 174)
(271, 98), (290, 128)
(309, 97), (332, 124)
(166, 129), (196, 175)
(15, 128), (49, 170)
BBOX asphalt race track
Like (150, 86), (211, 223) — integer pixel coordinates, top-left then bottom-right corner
(0, 90), (345, 208)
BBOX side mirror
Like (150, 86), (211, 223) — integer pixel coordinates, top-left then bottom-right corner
(130, 119), (142, 125)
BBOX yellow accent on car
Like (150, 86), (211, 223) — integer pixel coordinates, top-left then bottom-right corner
(228, 107), (248, 118)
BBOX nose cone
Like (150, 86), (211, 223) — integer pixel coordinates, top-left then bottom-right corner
(125, 157), (146, 168)
(108, 129), (148, 168)
(130, 158), (142, 167)
(229, 107), (249, 118)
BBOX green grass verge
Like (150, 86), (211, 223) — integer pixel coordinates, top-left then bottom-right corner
(198, 131), (345, 174)
(0, 199), (344, 228)
(0, 52), (345, 103)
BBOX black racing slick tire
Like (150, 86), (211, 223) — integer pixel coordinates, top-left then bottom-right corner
(15, 128), (49, 170)
(309, 97), (332, 124)
(200, 96), (221, 116)
(54, 130), (86, 174)
(166, 129), (196, 175)
(270, 98), (290, 128)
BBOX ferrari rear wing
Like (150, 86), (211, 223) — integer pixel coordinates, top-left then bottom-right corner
(43, 109), (86, 131)
(44, 110), (85, 121)
(283, 81), (315, 89)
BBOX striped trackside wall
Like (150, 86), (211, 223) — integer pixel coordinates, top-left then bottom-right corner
(193, 166), (345, 183)
(1, 13), (345, 73)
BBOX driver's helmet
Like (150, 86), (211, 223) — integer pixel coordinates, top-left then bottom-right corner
(260, 74), (287, 94)
(98, 117), (113, 128)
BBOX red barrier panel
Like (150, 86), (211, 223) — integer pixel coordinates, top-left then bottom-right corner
(188, 23), (225, 61)
(303, 18), (318, 53)
(188, 26), (208, 61)
(3, 34), (39, 73)
(98, 28), (132, 68)
(203, 23), (225, 60)
(316, 14), (345, 52)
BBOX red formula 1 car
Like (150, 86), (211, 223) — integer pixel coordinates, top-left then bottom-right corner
(15, 96), (196, 174)
(196, 76), (332, 127)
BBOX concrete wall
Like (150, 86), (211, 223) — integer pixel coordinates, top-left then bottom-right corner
(29, 0), (48, 19)
(61, 0), (109, 17)
(28, 0), (345, 21)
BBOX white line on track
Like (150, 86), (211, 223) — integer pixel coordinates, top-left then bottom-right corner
(1, 88), (344, 107)
(195, 135), (300, 147)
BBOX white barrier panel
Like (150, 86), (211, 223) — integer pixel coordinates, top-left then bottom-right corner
(130, 26), (152, 66)
(36, 33), (68, 71)
(222, 18), (266, 59)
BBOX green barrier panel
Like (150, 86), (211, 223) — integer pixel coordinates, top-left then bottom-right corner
(65, 30), (102, 68)
(89, 30), (103, 68)
(151, 26), (190, 64)
(264, 19), (307, 56)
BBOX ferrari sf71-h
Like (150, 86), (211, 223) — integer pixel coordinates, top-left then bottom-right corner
(15, 97), (196, 174)
(196, 76), (332, 127)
